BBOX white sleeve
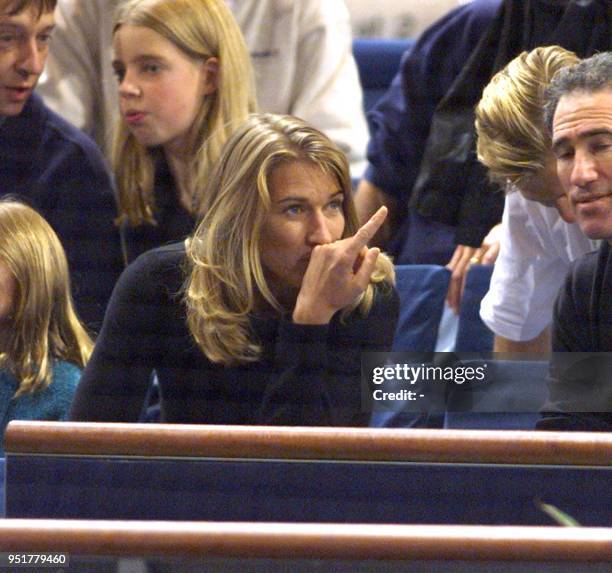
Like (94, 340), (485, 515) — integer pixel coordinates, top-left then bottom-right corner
(290, 0), (369, 177)
(37, 0), (100, 132)
(37, 0), (117, 156)
(480, 193), (572, 341)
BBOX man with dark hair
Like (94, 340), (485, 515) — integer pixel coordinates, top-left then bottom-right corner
(537, 51), (612, 431)
(0, 0), (122, 329)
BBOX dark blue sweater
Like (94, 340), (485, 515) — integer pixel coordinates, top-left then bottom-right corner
(69, 242), (399, 426)
(538, 242), (612, 432)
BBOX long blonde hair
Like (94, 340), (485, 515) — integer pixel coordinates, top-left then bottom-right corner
(475, 45), (579, 194)
(0, 200), (93, 397)
(112, 0), (257, 226)
(185, 114), (395, 366)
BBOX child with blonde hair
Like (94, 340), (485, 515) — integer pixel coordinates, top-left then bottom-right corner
(112, 0), (256, 263)
(0, 199), (92, 449)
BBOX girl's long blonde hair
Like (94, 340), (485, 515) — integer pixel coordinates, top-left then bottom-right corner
(0, 200), (93, 397)
(185, 114), (395, 366)
(112, 0), (257, 226)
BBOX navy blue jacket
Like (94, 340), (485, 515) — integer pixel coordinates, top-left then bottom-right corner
(0, 93), (122, 330)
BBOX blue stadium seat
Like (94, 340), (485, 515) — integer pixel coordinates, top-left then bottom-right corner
(454, 264), (494, 352)
(0, 457), (4, 517)
(392, 265), (450, 352)
(371, 265), (450, 428)
(352, 38), (413, 128)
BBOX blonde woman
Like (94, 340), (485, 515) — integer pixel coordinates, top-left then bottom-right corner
(0, 200), (93, 450)
(475, 46), (599, 352)
(112, 0), (256, 264)
(71, 114), (399, 426)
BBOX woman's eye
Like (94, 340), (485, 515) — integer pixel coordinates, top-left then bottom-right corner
(285, 205), (303, 215)
(37, 33), (52, 46)
(143, 63), (161, 74)
(328, 199), (343, 210)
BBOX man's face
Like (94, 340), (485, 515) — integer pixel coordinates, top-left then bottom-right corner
(552, 89), (612, 241)
(0, 3), (54, 116)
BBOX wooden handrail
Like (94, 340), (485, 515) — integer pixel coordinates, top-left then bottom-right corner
(0, 520), (610, 561)
(4, 422), (611, 466)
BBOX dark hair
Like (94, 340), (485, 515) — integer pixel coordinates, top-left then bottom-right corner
(543, 51), (612, 133)
(4, 0), (56, 18)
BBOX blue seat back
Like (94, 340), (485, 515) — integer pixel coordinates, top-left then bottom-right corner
(392, 265), (450, 352)
(455, 264), (494, 352)
(372, 265), (450, 428)
(0, 457), (4, 517)
(352, 38), (413, 126)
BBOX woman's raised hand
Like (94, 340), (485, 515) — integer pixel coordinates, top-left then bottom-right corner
(292, 207), (387, 325)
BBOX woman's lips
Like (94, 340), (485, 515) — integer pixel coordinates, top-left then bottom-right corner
(124, 111), (147, 125)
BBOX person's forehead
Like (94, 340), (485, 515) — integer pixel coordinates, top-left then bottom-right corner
(0, 2), (54, 22)
(552, 89), (612, 141)
(270, 161), (338, 190)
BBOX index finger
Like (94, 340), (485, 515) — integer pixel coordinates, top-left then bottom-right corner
(345, 206), (388, 255)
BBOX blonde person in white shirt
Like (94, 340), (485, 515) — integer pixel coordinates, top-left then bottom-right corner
(475, 45), (598, 353)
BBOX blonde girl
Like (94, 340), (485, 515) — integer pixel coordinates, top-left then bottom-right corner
(0, 199), (92, 447)
(112, 0), (256, 263)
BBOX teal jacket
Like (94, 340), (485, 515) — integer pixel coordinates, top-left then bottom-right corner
(0, 361), (82, 455)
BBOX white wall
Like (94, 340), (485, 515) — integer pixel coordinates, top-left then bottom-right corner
(346, 0), (466, 38)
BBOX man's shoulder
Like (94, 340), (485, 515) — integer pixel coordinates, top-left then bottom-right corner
(461, 0), (501, 21)
(559, 244), (608, 318)
(0, 94), (111, 194)
(31, 94), (107, 166)
(567, 244), (607, 285)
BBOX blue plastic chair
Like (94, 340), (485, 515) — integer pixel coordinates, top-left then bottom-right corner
(352, 38), (414, 128)
(392, 265), (450, 352)
(454, 264), (494, 352)
(0, 457), (5, 517)
(370, 265), (450, 428)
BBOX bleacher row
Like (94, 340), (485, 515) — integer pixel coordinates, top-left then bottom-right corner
(0, 422), (610, 570)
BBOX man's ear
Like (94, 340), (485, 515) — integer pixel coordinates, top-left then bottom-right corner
(201, 57), (219, 95)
